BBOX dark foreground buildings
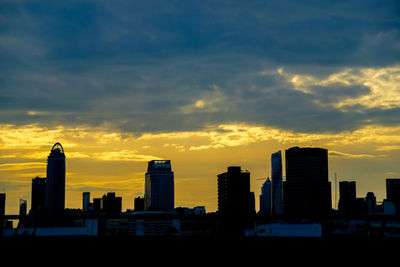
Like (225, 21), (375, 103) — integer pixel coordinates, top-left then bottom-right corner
(284, 147), (331, 219)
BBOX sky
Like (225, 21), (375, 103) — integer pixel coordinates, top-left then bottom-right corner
(1, 0), (400, 214)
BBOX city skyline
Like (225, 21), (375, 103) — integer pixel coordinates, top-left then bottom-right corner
(0, 141), (398, 215)
(1, 1), (400, 214)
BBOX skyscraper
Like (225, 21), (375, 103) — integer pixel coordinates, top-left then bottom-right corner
(45, 142), (66, 214)
(338, 181), (356, 217)
(259, 178), (271, 216)
(145, 160), (174, 211)
(386, 178), (400, 216)
(31, 177), (46, 214)
(271, 151), (284, 216)
(217, 166), (251, 235)
(83, 192), (90, 212)
(217, 166), (251, 217)
(283, 147), (331, 218)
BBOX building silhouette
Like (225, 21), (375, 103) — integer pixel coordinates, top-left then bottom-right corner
(259, 178), (272, 216)
(386, 178), (400, 216)
(366, 192), (377, 214)
(338, 181), (357, 217)
(217, 166), (251, 217)
(134, 196), (145, 211)
(0, 193), (5, 217)
(31, 177), (46, 214)
(45, 142), (66, 214)
(145, 160), (174, 211)
(271, 151), (284, 216)
(283, 147), (331, 219)
(83, 192), (90, 212)
(19, 199), (27, 216)
(102, 193), (122, 214)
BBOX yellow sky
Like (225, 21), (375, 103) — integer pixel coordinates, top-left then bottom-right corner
(1, 122), (400, 214)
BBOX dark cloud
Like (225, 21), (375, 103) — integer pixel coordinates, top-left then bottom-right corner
(0, 0), (399, 134)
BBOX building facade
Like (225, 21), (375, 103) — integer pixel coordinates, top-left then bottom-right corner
(145, 160), (174, 211)
(283, 147), (331, 219)
(31, 177), (46, 214)
(259, 178), (272, 216)
(338, 181), (357, 217)
(83, 192), (90, 212)
(45, 143), (66, 214)
(386, 178), (400, 216)
(271, 151), (284, 216)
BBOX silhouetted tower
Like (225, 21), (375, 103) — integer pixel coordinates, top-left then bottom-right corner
(19, 199), (27, 216)
(366, 192), (377, 214)
(31, 177), (46, 213)
(134, 196), (145, 211)
(259, 178), (272, 216)
(217, 166), (251, 216)
(283, 147), (331, 219)
(271, 151), (284, 216)
(338, 181), (357, 217)
(386, 178), (400, 216)
(145, 160), (174, 211)
(83, 192), (90, 212)
(45, 143), (66, 214)
(102, 192), (122, 213)
(0, 193), (5, 217)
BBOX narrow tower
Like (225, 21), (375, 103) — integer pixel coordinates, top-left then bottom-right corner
(45, 142), (66, 214)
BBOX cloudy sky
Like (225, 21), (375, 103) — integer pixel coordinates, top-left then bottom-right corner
(1, 0), (400, 214)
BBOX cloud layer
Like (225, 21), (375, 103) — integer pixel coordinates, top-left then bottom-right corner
(1, 0), (399, 135)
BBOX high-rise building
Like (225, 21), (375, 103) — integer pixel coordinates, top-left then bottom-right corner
(386, 178), (400, 216)
(338, 181), (357, 217)
(217, 166), (251, 235)
(83, 192), (90, 212)
(145, 160), (174, 211)
(217, 166), (251, 217)
(102, 192), (122, 213)
(45, 143), (66, 214)
(365, 192), (377, 214)
(0, 193), (5, 217)
(31, 177), (46, 214)
(259, 178), (272, 216)
(271, 151), (284, 216)
(19, 199), (27, 216)
(0, 193), (5, 229)
(283, 147), (331, 219)
(134, 196), (145, 211)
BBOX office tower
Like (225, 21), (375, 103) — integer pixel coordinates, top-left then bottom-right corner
(45, 142), (66, 214)
(31, 177), (46, 213)
(283, 147), (331, 218)
(19, 199), (27, 216)
(366, 192), (377, 214)
(217, 166), (251, 217)
(0, 193), (5, 217)
(83, 192), (90, 212)
(338, 181), (357, 217)
(93, 198), (102, 212)
(102, 192), (122, 213)
(271, 151), (284, 216)
(0, 193), (4, 229)
(145, 160), (174, 211)
(386, 178), (400, 216)
(134, 196), (145, 211)
(259, 178), (272, 216)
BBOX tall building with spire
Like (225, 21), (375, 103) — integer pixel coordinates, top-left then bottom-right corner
(45, 142), (66, 214)
(271, 151), (284, 216)
(145, 160), (174, 211)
